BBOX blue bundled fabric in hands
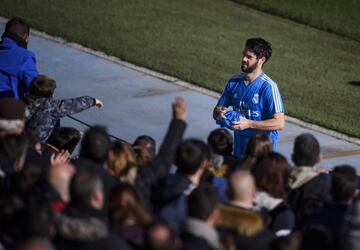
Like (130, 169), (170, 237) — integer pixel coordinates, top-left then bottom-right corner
(216, 110), (243, 130)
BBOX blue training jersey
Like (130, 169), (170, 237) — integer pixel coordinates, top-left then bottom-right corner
(217, 72), (284, 159)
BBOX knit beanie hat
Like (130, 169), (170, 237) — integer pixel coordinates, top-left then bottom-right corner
(0, 98), (26, 131)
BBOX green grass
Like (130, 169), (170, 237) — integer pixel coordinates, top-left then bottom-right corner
(233, 0), (360, 41)
(1, 0), (359, 137)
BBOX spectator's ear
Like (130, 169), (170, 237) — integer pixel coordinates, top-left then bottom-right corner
(24, 34), (29, 44)
(14, 153), (26, 172)
(107, 150), (114, 163)
(91, 188), (104, 210)
(201, 159), (211, 170)
(316, 153), (323, 163)
(208, 207), (220, 226)
(353, 189), (359, 200)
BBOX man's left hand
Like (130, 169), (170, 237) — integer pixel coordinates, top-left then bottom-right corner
(231, 117), (251, 130)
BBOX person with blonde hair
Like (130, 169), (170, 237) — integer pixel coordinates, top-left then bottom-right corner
(107, 141), (138, 184)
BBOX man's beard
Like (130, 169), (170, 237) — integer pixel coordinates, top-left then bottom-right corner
(241, 60), (259, 73)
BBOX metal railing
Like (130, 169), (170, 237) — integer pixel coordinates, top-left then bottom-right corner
(67, 115), (129, 144)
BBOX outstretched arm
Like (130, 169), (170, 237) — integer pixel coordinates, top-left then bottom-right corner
(152, 96), (187, 172)
(54, 96), (102, 118)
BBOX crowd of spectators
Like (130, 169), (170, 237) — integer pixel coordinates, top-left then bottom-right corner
(0, 17), (359, 250)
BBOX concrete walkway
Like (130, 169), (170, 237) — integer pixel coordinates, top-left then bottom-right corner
(1, 23), (359, 171)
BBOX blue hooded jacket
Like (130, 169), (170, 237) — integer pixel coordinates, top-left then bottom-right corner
(0, 37), (39, 99)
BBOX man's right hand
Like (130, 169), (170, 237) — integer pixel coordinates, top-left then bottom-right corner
(213, 105), (227, 120)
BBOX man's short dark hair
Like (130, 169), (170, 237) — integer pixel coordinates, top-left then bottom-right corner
(331, 165), (357, 203)
(47, 127), (81, 154)
(80, 126), (111, 165)
(5, 17), (30, 37)
(188, 185), (218, 221)
(207, 128), (233, 156)
(245, 38), (272, 63)
(29, 75), (56, 98)
(175, 139), (211, 175)
(70, 169), (103, 207)
(292, 133), (320, 167)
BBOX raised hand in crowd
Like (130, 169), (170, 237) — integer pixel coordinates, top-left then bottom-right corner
(94, 98), (104, 108)
(50, 150), (70, 167)
(172, 96), (187, 120)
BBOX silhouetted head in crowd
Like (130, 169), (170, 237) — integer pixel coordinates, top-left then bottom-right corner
(331, 165), (358, 203)
(292, 133), (321, 167)
(270, 232), (301, 250)
(69, 170), (104, 210)
(144, 219), (176, 250)
(0, 98), (26, 135)
(79, 125), (111, 165)
(207, 128), (233, 156)
(20, 239), (55, 250)
(227, 169), (256, 208)
(188, 185), (219, 224)
(175, 139), (211, 181)
(109, 183), (151, 227)
(0, 133), (28, 172)
(29, 75), (56, 98)
(108, 141), (137, 184)
(133, 135), (156, 164)
(24, 207), (55, 240)
(252, 152), (290, 199)
(3, 17), (30, 47)
(243, 133), (273, 170)
(301, 225), (333, 250)
(0, 196), (25, 246)
(46, 127), (81, 154)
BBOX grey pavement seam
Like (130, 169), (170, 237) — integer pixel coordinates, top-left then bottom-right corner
(1, 16), (358, 146)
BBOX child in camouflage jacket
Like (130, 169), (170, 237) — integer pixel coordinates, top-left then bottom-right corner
(25, 75), (103, 142)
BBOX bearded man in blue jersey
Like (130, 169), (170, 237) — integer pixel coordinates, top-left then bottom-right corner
(213, 38), (285, 159)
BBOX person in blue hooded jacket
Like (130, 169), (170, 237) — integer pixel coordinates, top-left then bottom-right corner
(0, 17), (39, 99)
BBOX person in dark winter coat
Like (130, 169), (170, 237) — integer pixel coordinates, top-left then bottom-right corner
(135, 96), (187, 209)
(216, 204), (275, 250)
(182, 185), (221, 250)
(73, 126), (119, 207)
(305, 165), (358, 248)
(151, 139), (212, 233)
(26, 154), (75, 212)
(54, 169), (132, 250)
(288, 133), (330, 223)
(25, 75), (103, 142)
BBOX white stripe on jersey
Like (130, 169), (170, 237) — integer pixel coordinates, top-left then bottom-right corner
(262, 75), (282, 112)
(261, 75), (283, 112)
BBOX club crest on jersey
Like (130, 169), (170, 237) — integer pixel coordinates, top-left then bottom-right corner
(252, 93), (259, 104)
